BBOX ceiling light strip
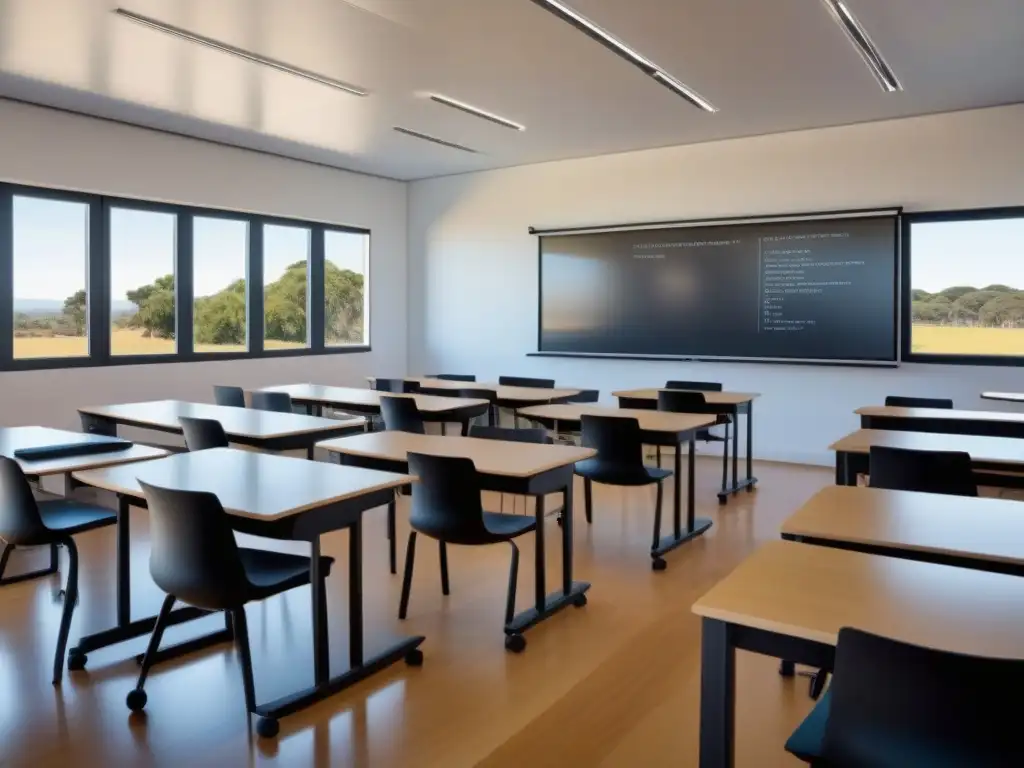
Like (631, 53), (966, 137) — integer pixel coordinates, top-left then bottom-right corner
(820, 0), (902, 92)
(113, 8), (369, 97)
(528, 0), (716, 112)
(393, 127), (478, 153)
(428, 94), (525, 131)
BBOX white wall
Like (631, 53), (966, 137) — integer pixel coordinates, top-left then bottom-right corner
(408, 104), (1024, 465)
(0, 98), (407, 431)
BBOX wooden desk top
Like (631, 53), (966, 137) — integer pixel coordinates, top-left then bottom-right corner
(517, 404), (716, 434)
(856, 405), (1024, 424)
(73, 448), (412, 521)
(0, 426), (169, 477)
(692, 540), (1024, 658)
(257, 384), (489, 414)
(611, 388), (759, 405)
(318, 431), (596, 478)
(829, 428), (1024, 466)
(78, 400), (364, 439)
(782, 485), (1024, 567)
(982, 392), (1024, 403)
(368, 377), (581, 403)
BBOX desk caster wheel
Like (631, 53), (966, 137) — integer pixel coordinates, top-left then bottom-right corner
(67, 650), (87, 671)
(505, 634), (526, 653)
(652, 557), (667, 572)
(572, 593), (587, 608)
(556, 515), (563, 527)
(256, 716), (279, 739)
(126, 689), (147, 712)
(718, 496), (727, 506)
(405, 648), (424, 667)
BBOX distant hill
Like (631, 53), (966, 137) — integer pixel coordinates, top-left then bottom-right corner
(14, 298), (137, 315)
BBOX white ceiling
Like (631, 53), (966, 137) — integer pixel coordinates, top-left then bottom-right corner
(0, 0), (1021, 180)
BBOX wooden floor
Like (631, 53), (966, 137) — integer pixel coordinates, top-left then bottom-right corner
(0, 455), (831, 767)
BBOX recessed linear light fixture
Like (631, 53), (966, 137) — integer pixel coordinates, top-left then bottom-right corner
(112, 7), (369, 97)
(393, 126), (478, 153)
(427, 94), (525, 131)
(527, 0), (716, 112)
(820, 0), (902, 92)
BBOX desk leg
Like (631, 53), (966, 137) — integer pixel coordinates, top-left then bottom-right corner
(731, 410), (739, 489)
(348, 521), (363, 669)
(561, 479), (574, 595)
(745, 402), (755, 490)
(836, 451), (855, 486)
(700, 618), (736, 768)
(716, 405), (758, 504)
(116, 496), (131, 627)
(534, 495), (546, 612)
(674, 446), (683, 539)
(651, 436), (712, 565)
(312, 537), (330, 684)
(307, 445), (316, 461)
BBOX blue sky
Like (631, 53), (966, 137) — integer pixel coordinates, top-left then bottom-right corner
(12, 195), (367, 305)
(911, 218), (1024, 293)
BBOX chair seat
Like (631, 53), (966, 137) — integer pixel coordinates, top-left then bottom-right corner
(785, 688), (830, 763)
(239, 548), (334, 600)
(574, 459), (672, 486)
(482, 512), (537, 539)
(38, 499), (117, 537)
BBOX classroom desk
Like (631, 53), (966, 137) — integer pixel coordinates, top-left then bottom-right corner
(611, 388), (760, 504)
(257, 384), (490, 434)
(318, 431), (595, 640)
(368, 377), (582, 410)
(518, 404), (718, 563)
(856, 405), (1024, 438)
(829, 428), (1024, 487)
(72, 449), (419, 723)
(692, 540), (1024, 768)
(781, 485), (1024, 576)
(0, 427), (168, 585)
(78, 400), (364, 459)
(982, 391), (1024, 403)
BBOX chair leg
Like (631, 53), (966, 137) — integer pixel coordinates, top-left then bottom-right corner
(231, 608), (258, 713)
(51, 539), (79, 685)
(584, 478), (593, 524)
(505, 542), (520, 625)
(439, 541), (450, 596)
(809, 669), (828, 700)
(651, 481), (663, 550)
(656, 447), (661, 467)
(132, 593), (177, 692)
(0, 542), (11, 579)
(399, 532), (417, 620)
(720, 420), (730, 491)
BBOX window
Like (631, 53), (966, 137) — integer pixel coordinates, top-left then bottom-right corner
(12, 196), (90, 359)
(109, 207), (177, 356)
(906, 210), (1024, 362)
(263, 223), (310, 349)
(193, 217), (248, 353)
(324, 230), (368, 346)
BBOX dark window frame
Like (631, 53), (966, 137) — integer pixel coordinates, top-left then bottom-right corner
(902, 206), (1024, 367)
(0, 182), (371, 372)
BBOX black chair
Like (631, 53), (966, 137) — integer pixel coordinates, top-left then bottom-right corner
(127, 481), (334, 739)
(398, 452), (539, 653)
(885, 395), (954, 409)
(498, 376), (555, 389)
(379, 395), (425, 434)
(786, 627), (1024, 766)
(431, 374), (476, 382)
(657, 389), (731, 492)
(0, 457), (116, 684)
(573, 415), (673, 570)
(869, 445), (977, 497)
(374, 378), (421, 394)
(180, 417), (229, 451)
(469, 425), (553, 515)
(249, 391), (293, 414)
(460, 387), (499, 428)
(213, 385), (246, 408)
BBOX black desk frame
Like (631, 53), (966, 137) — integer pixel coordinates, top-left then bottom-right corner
(835, 447), (1024, 490)
(334, 452), (589, 642)
(299, 399), (490, 437)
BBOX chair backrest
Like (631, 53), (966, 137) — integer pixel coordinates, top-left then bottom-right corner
(179, 417), (229, 451)
(469, 425), (552, 444)
(379, 395), (425, 434)
(138, 480), (250, 611)
(374, 378), (421, 394)
(580, 415), (644, 468)
(498, 376), (555, 389)
(665, 380), (723, 392)
(658, 389), (713, 414)
(868, 445), (977, 497)
(213, 385), (246, 408)
(884, 395), (954, 409)
(249, 391), (293, 413)
(822, 627), (1024, 766)
(0, 457), (49, 546)
(407, 452), (490, 544)
(459, 387), (498, 404)
(432, 374), (476, 382)
(568, 389), (600, 403)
